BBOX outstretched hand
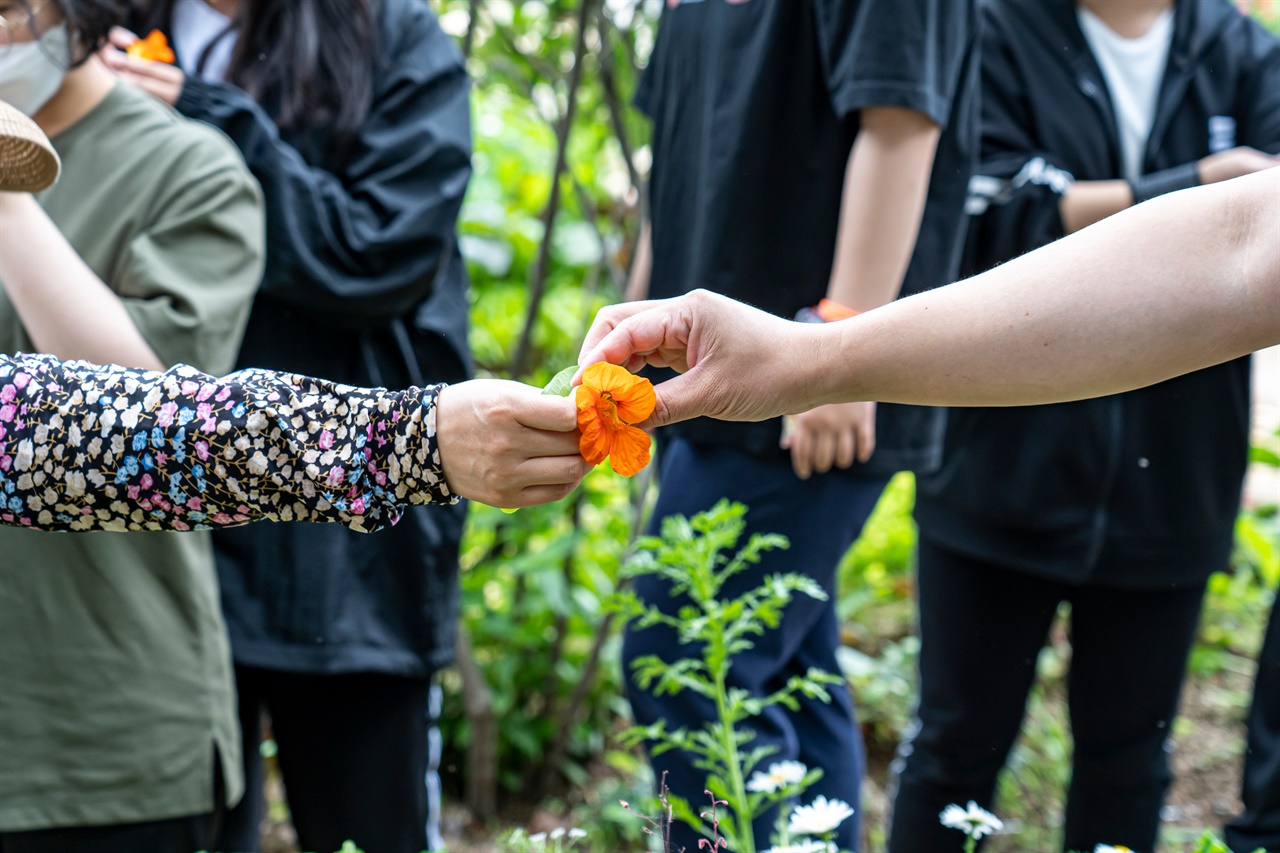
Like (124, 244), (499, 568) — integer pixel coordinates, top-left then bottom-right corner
(576, 289), (835, 428)
(435, 380), (590, 508)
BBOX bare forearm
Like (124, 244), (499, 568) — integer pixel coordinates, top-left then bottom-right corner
(827, 107), (940, 311)
(0, 193), (163, 370)
(825, 171), (1280, 407)
(1059, 179), (1133, 233)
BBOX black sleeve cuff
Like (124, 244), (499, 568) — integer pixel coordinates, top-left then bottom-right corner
(1128, 162), (1201, 205)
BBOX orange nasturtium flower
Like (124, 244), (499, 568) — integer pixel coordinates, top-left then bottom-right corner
(126, 30), (176, 64)
(575, 362), (656, 477)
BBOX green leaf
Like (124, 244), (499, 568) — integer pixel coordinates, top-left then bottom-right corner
(542, 364), (578, 396)
(1250, 444), (1280, 467)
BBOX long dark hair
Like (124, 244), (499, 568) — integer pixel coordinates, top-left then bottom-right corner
(10, 0), (131, 64)
(138, 0), (378, 145)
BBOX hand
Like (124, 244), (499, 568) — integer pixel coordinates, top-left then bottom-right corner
(576, 289), (834, 428)
(99, 28), (185, 106)
(782, 401), (876, 479)
(435, 379), (592, 508)
(1197, 147), (1280, 185)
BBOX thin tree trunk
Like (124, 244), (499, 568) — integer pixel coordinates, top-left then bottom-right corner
(538, 465), (653, 792)
(509, 0), (596, 378)
(462, 0), (482, 58)
(456, 624), (498, 820)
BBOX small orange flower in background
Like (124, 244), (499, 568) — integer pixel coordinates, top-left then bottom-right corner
(575, 363), (656, 477)
(126, 30), (175, 64)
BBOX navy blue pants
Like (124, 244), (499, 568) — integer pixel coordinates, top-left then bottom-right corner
(1226, 596), (1280, 853)
(889, 538), (1206, 853)
(623, 437), (888, 853)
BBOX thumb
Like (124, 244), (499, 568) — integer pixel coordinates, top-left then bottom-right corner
(641, 371), (706, 429)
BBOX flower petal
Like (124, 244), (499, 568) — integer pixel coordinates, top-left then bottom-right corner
(581, 362), (655, 424)
(607, 424), (651, 477)
(575, 385), (611, 466)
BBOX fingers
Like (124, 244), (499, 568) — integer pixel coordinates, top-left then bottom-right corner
(638, 372), (702, 430)
(513, 453), (594, 491)
(100, 49), (170, 79)
(107, 26), (139, 49)
(812, 430), (837, 477)
(511, 388), (579, 433)
(789, 420), (814, 480)
(576, 298), (694, 382)
(436, 380), (590, 507)
(577, 299), (672, 369)
(855, 409), (877, 463)
(835, 425), (856, 470)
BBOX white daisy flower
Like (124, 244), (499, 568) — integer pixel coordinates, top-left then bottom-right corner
(568, 828), (589, 840)
(747, 760), (809, 793)
(1094, 846), (1135, 853)
(763, 841), (835, 853)
(787, 795), (855, 837)
(550, 828), (565, 840)
(939, 801), (1004, 840)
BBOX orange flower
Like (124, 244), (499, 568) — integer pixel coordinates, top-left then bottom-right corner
(126, 30), (175, 64)
(575, 362), (656, 477)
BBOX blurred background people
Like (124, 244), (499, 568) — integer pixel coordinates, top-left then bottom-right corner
(105, 1), (473, 850)
(890, 0), (1280, 849)
(0, 0), (264, 848)
(619, 0), (979, 849)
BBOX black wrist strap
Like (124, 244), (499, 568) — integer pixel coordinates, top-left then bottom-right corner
(1128, 162), (1201, 205)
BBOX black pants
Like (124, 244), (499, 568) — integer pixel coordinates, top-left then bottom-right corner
(0, 756), (223, 853)
(213, 666), (442, 853)
(1226, 596), (1280, 853)
(889, 538), (1207, 853)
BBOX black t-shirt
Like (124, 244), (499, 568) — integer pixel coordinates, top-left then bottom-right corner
(640, 0), (979, 471)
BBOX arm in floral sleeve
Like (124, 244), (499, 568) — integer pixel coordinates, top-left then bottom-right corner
(0, 353), (453, 533)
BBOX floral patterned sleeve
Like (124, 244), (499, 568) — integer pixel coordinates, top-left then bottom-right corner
(0, 353), (456, 533)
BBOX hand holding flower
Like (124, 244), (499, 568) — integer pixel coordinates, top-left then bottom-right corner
(100, 28), (185, 106)
(435, 379), (592, 508)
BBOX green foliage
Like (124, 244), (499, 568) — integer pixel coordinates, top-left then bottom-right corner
(434, 0), (653, 382)
(423, 0), (1280, 842)
(439, 467), (641, 799)
(616, 500), (847, 853)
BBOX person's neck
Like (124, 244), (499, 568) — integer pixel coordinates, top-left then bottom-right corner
(32, 56), (117, 139)
(201, 0), (243, 19)
(1079, 0), (1175, 38)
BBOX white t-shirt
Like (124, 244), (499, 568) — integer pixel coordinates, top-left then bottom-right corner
(171, 0), (238, 83)
(1077, 6), (1174, 182)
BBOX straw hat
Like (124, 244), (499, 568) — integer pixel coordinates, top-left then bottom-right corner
(0, 99), (60, 192)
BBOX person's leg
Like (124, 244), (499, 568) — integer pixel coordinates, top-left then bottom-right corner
(1225, 596), (1280, 853)
(1062, 581), (1207, 853)
(623, 437), (884, 853)
(888, 539), (1064, 852)
(212, 664), (267, 853)
(263, 670), (435, 853)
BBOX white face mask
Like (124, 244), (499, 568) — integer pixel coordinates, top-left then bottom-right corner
(0, 24), (70, 117)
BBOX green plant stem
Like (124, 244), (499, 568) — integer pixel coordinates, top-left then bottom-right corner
(712, 643), (755, 853)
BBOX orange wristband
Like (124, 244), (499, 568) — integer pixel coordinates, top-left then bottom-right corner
(815, 298), (861, 322)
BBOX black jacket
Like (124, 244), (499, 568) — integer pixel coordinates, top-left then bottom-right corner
(916, 0), (1279, 588)
(137, 0), (473, 674)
